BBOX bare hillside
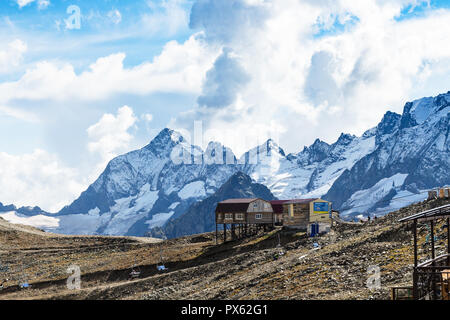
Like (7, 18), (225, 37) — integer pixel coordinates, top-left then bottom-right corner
(0, 198), (449, 300)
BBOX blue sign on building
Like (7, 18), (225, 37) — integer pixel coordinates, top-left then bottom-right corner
(313, 202), (329, 213)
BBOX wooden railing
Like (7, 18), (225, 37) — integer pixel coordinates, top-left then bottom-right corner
(414, 254), (450, 300)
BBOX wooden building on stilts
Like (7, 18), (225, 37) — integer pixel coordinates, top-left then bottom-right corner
(215, 198), (274, 243)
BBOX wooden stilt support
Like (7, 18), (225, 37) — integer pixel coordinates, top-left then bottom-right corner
(431, 220), (436, 299)
(231, 224), (236, 240)
(413, 219), (418, 300)
(447, 218), (450, 266)
(413, 220), (418, 268)
(431, 220), (436, 262)
(223, 224), (226, 242)
(215, 223), (218, 245)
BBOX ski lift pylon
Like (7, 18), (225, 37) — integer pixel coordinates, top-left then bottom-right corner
(128, 257), (141, 280)
(18, 263), (30, 289)
(156, 245), (168, 272)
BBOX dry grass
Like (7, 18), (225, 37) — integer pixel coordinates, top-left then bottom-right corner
(0, 198), (449, 300)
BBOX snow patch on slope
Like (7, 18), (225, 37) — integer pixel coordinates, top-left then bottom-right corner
(249, 135), (376, 200)
(0, 211), (59, 229)
(410, 97), (434, 124)
(178, 181), (206, 199)
(54, 184), (159, 235)
(341, 173), (409, 216)
(56, 208), (109, 235)
(145, 212), (175, 229)
(102, 183), (159, 235)
(370, 189), (428, 216)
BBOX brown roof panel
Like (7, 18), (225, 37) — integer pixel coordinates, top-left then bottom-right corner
(284, 198), (318, 204)
(216, 202), (250, 213)
(269, 200), (289, 214)
(269, 200), (290, 205)
(216, 198), (274, 213)
(219, 198), (258, 204)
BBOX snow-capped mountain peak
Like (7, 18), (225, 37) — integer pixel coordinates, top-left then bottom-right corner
(324, 91), (450, 218)
(3, 91), (449, 236)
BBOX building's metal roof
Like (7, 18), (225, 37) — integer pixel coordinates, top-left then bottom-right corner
(269, 200), (290, 205)
(269, 200), (290, 213)
(216, 198), (273, 213)
(284, 198), (318, 204)
(218, 198), (259, 204)
(398, 204), (450, 222)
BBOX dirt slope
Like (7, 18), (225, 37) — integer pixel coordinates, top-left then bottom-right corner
(0, 198), (449, 300)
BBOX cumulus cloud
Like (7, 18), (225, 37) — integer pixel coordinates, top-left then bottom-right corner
(87, 106), (138, 176)
(0, 104), (39, 122)
(172, 0), (450, 155)
(3, 0), (450, 210)
(141, 0), (190, 36)
(189, 0), (270, 43)
(0, 35), (216, 105)
(304, 51), (341, 106)
(197, 47), (250, 108)
(0, 149), (84, 212)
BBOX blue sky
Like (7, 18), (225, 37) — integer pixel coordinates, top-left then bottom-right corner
(1, 0), (450, 211)
(0, 0), (194, 73)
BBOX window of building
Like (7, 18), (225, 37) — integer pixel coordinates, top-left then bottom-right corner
(255, 214), (262, 219)
(224, 213), (233, 220)
(236, 213), (244, 220)
(253, 202), (258, 208)
(217, 213), (222, 220)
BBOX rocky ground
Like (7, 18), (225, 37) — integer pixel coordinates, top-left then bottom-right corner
(0, 198), (449, 300)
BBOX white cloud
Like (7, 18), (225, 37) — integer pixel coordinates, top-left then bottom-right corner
(16, 0), (49, 9)
(0, 34), (217, 106)
(141, 0), (190, 36)
(0, 39), (27, 74)
(142, 113), (153, 122)
(0, 149), (84, 212)
(16, 0), (34, 7)
(172, 0), (450, 154)
(0, 104), (39, 122)
(2, 0), (450, 211)
(0, 211), (59, 229)
(87, 106), (138, 176)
